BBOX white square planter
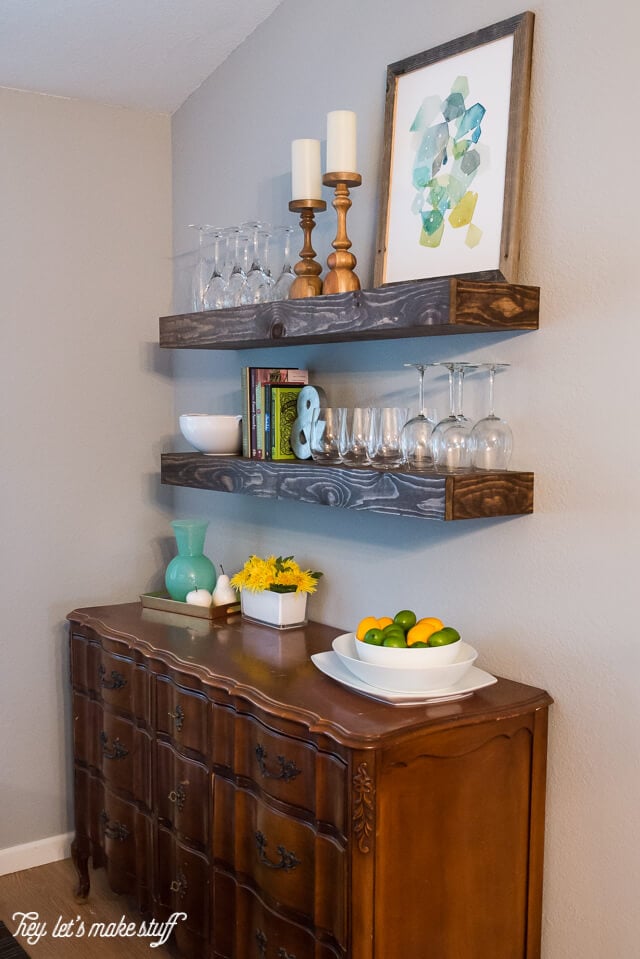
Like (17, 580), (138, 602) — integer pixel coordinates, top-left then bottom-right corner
(241, 590), (308, 629)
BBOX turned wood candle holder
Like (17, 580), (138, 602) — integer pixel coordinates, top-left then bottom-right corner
(322, 171), (362, 294)
(288, 198), (327, 298)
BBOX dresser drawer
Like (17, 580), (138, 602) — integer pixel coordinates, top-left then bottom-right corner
(156, 827), (210, 949)
(155, 677), (208, 756)
(94, 781), (153, 906)
(213, 870), (345, 959)
(213, 779), (346, 947)
(214, 712), (347, 832)
(73, 693), (152, 806)
(72, 633), (153, 724)
(156, 741), (210, 845)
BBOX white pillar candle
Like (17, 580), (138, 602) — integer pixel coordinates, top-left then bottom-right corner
(326, 110), (357, 173)
(291, 139), (322, 200)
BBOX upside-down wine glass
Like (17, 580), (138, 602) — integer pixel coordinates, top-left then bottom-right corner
(430, 362), (477, 471)
(471, 363), (513, 469)
(271, 226), (296, 301)
(226, 228), (250, 306)
(400, 363), (438, 469)
(188, 223), (215, 311)
(242, 221), (274, 303)
(202, 228), (228, 310)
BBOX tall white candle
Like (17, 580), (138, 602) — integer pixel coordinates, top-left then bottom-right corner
(291, 139), (322, 200)
(326, 110), (357, 173)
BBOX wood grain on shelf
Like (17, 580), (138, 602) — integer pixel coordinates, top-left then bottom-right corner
(160, 453), (533, 521)
(159, 277), (539, 350)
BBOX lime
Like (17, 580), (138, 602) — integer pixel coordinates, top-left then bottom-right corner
(382, 634), (408, 648)
(363, 627), (385, 646)
(393, 609), (417, 631)
(382, 623), (406, 636)
(428, 627), (461, 647)
(410, 641), (429, 647)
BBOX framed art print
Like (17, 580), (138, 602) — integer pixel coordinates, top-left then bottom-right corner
(374, 12), (534, 286)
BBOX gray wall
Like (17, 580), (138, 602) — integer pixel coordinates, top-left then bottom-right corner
(171, 0), (640, 956)
(0, 88), (173, 854)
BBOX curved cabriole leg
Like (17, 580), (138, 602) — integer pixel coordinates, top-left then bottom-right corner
(71, 835), (90, 901)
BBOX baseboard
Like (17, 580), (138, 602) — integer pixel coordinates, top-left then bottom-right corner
(0, 832), (73, 877)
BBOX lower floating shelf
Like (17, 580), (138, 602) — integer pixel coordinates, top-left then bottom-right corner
(161, 454), (534, 521)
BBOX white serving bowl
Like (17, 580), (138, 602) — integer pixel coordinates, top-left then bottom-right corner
(354, 631), (463, 666)
(179, 414), (242, 454)
(333, 633), (477, 692)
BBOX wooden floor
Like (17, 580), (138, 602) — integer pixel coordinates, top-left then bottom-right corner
(0, 859), (177, 957)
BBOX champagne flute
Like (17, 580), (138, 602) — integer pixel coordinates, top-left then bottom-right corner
(471, 363), (513, 469)
(400, 363), (438, 469)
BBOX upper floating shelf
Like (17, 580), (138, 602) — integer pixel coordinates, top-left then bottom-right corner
(159, 277), (539, 350)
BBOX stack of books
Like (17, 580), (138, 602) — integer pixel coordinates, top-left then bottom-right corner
(241, 367), (309, 460)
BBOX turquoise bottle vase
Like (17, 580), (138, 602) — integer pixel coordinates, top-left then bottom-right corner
(165, 520), (217, 602)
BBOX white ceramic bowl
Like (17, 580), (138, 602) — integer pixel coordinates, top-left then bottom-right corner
(332, 633), (477, 692)
(179, 414), (242, 454)
(354, 631), (463, 666)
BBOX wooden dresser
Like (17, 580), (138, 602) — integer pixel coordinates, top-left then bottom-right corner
(68, 602), (552, 959)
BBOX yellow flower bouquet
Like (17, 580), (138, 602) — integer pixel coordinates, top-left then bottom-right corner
(230, 555), (322, 595)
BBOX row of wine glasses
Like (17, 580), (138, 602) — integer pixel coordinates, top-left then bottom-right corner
(189, 222), (296, 311)
(402, 362), (513, 471)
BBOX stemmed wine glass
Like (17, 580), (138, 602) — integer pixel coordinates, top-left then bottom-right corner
(202, 228), (228, 310)
(271, 226), (296, 301)
(188, 223), (215, 311)
(430, 362), (478, 471)
(400, 363), (438, 469)
(226, 228), (250, 306)
(471, 363), (513, 469)
(242, 221), (274, 303)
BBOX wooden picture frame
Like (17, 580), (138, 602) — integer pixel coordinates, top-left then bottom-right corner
(374, 12), (534, 286)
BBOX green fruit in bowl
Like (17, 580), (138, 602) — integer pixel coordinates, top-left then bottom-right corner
(393, 609), (417, 631)
(383, 634), (408, 648)
(363, 627), (385, 646)
(428, 627), (461, 647)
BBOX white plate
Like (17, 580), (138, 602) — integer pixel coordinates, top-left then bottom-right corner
(332, 633), (477, 692)
(311, 651), (497, 705)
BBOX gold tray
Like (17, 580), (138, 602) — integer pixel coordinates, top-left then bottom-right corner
(140, 590), (240, 620)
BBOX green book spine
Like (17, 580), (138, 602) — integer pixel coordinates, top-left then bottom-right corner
(271, 385), (304, 460)
(263, 383), (272, 460)
(241, 366), (250, 458)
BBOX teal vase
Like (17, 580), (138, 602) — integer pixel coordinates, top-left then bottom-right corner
(165, 520), (217, 602)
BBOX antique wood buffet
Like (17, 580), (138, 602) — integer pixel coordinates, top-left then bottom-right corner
(68, 602), (551, 959)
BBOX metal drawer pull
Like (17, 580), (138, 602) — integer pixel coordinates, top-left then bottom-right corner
(255, 929), (296, 958)
(255, 744), (301, 783)
(99, 810), (130, 842)
(255, 831), (300, 871)
(168, 782), (187, 811)
(170, 871), (187, 897)
(168, 705), (185, 731)
(100, 731), (128, 760)
(98, 664), (127, 690)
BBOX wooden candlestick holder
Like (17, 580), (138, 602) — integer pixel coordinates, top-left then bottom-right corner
(288, 198), (327, 298)
(322, 171), (362, 294)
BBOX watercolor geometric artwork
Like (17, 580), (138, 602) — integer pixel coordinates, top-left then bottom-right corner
(374, 13), (534, 287)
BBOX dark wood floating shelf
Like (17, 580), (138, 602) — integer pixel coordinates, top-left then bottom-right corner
(161, 453), (534, 521)
(159, 276), (539, 350)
